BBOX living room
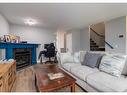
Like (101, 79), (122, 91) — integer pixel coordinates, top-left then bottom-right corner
(0, 1), (127, 95)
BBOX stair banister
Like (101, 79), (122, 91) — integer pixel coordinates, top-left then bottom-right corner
(90, 28), (114, 49)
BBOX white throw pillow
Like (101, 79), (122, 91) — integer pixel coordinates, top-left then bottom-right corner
(60, 52), (74, 64)
(73, 52), (80, 63)
(79, 51), (87, 63)
(99, 53), (127, 77)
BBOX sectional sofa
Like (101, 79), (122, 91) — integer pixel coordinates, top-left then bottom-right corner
(58, 51), (127, 92)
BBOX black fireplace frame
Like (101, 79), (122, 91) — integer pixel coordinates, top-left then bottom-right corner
(13, 48), (32, 70)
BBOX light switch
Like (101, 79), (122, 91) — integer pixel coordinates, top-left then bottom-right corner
(119, 35), (124, 38)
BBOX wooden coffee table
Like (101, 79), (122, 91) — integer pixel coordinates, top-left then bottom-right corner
(34, 64), (76, 92)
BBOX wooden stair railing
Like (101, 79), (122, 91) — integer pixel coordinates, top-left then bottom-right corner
(90, 28), (114, 49)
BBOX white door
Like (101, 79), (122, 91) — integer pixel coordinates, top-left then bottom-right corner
(66, 33), (72, 53)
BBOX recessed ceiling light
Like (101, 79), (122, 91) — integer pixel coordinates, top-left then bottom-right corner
(24, 18), (37, 26)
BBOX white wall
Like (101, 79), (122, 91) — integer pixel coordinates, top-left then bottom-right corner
(80, 27), (90, 51)
(0, 14), (10, 60)
(105, 16), (126, 54)
(72, 30), (81, 52)
(66, 27), (90, 52)
(66, 33), (72, 53)
(126, 16), (127, 54)
(56, 29), (66, 52)
(67, 29), (81, 52)
(0, 14), (10, 36)
(10, 24), (56, 61)
(0, 49), (5, 60)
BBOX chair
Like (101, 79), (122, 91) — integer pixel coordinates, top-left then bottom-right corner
(38, 50), (46, 64)
(38, 43), (57, 63)
(45, 43), (57, 63)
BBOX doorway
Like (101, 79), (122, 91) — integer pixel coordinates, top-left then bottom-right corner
(66, 33), (72, 53)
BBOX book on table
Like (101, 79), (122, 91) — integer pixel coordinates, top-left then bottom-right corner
(48, 73), (64, 80)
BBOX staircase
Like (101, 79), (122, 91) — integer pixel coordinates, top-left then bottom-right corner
(90, 38), (105, 51)
(90, 28), (113, 51)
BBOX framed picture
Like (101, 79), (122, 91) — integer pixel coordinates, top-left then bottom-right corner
(16, 36), (20, 43)
(4, 35), (11, 42)
(9, 35), (16, 43)
(9, 35), (20, 43)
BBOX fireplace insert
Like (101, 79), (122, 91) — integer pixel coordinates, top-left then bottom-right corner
(13, 48), (32, 70)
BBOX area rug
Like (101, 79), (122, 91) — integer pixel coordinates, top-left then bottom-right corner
(12, 64), (84, 92)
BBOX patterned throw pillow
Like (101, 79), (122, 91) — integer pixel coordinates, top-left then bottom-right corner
(99, 53), (127, 77)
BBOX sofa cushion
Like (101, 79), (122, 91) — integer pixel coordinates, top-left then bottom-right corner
(86, 72), (127, 92)
(82, 52), (103, 68)
(99, 53), (127, 77)
(60, 52), (74, 64)
(61, 63), (81, 72)
(70, 65), (99, 81)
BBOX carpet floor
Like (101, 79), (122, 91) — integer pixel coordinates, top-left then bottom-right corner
(11, 63), (84, 92)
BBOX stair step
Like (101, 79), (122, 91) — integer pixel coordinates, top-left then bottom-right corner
(98, 48), (105, 51)
(90, 41), (94, 43)
(90, 42), (96, 44)
(90, 41), (96, 43)
(90, 38), (105, 51)
(90, 43), (96, 45)
(90, 49), (98, 51)
(90, 45), (99, 47)
(90, 48), (105, 51)
(90, 48), (99, 50)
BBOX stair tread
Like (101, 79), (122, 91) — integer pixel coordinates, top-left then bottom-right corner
(90, 38), (105, 51)
(90, 46), (99, 47)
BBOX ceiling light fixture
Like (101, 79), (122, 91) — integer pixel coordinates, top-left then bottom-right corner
(24, 18), (37, 26)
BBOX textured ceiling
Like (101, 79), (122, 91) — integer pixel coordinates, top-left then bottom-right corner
(0, 3), (127, 29)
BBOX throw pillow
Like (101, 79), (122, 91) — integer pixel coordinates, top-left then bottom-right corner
(60, 52), (74, 64)
(73, 52), (80, 63)
(82, 52), (103, 68)
(122, 59), (127, 76)
(79, 51), (87, 63)
(99, 53), (127, 77)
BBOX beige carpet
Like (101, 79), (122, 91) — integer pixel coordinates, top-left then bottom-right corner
(11, 64), (84, 92)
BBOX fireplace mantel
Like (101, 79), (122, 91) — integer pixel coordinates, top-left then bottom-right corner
(0, 42), (39, 65)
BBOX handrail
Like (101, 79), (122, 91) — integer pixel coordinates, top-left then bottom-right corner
(90, 28), (114, 49)
(105, 41), (114, 49)
(90, 28), (104, 37)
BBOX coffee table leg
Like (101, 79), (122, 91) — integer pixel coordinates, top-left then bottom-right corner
(35, 75), (36, 85)
(35, 74), (40, 92)
(71, 83), (75, 92)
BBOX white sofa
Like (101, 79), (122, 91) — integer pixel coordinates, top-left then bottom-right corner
(58, 51), (127, 92)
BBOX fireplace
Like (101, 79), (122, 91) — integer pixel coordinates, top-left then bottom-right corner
(13, 48), (32, 70)
(0, 43), (39, 68)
